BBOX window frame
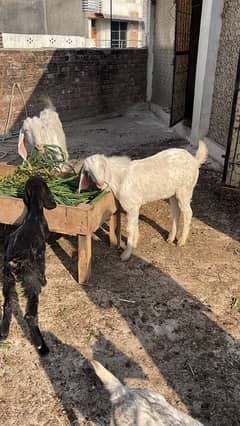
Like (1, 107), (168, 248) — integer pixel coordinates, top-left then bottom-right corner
(111, 21), (128, 48)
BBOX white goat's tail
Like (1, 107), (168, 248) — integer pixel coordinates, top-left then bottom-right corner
(39, 95), (56, 111)
(91, 360), (126, 397)
(195, 139), (208, 166)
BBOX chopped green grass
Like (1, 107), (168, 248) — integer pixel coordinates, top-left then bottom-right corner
(0, 145), (106, 206)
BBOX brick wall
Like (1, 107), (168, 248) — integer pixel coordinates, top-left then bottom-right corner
(0, 48), (147, 135)
(208, 0), (240, 147)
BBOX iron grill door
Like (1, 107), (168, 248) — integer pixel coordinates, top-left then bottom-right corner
(223, 51), (240, 188)
(170, 0), (192, 126)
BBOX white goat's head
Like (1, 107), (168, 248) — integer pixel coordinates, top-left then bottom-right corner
(18, 117), (46, 161)
(78, 154), (111, 192)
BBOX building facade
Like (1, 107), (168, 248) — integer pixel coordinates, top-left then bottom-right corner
(0, 0), (146, 49)
(82, 0), (146, 48)
(148, 0), (240, 177)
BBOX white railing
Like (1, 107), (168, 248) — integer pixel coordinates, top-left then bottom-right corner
(2, 33), (96, 49)
(82, 0), (102, 13)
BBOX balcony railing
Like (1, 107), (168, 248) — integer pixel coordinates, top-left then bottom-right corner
(82, 0), (102, 14)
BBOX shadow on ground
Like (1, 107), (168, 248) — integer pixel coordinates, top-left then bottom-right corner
(5, 296), (146, 426)
(2, 237), (240, 426)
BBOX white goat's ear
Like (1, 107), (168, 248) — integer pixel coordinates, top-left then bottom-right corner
(18, 128), (27, 161)
(101, 157), (111, 183)
(78, 165), (86, 192)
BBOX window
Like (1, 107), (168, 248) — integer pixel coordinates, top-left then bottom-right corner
(111, 21), (127, 48)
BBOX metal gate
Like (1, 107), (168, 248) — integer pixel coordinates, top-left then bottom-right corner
(223, 51), (240, 189)
(170, 0), (192, 126)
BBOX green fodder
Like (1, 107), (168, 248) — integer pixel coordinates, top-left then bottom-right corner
(0, 145), (106, 206)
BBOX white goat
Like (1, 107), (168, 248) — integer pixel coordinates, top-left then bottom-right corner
(18, 97), (68, 161)
(91, 360), (204, 426)
(79, 141), (208, 261)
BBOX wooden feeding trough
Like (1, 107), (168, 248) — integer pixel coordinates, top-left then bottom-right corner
(0, 164), (121, 284)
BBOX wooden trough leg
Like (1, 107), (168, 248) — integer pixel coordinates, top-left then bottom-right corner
(78, 234), (92, 284)
(109, 210), (121, 248)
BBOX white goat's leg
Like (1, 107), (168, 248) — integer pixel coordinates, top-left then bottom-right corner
(121, 209), (139, 261)
(176, 191), (193, 247)
(167, 196), (180, 243)
(132, 225), (139, 248)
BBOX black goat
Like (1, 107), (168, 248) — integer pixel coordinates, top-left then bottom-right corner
(0, 176), (56, 355)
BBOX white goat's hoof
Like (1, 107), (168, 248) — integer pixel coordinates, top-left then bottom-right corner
(167, 235), (175, 243)
(177, 238), (185, 247)
(121, 249), (132, 261)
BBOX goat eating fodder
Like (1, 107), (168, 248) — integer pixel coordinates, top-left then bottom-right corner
(18, 96), (68, 162)
(79, 140), (208, 260)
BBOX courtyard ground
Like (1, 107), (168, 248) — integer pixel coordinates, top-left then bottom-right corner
(0, 107), (240, 426)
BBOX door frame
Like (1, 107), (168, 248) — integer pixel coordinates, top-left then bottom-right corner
(222, 50), (240, 188)
(170, 0), (192, 127)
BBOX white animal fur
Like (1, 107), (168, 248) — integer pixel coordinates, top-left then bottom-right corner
(91, 360), (204, 426)
(79, 141), (208, 260)
(18, 97), (68, 161)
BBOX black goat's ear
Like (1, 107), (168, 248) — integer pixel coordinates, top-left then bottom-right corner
(42, 184), (56, 210)
(23, 185), (31, 207)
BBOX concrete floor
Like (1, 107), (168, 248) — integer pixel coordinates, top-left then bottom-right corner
(1, 103), (216, 172)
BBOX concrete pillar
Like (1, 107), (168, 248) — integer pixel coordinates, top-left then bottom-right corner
(190, 0), (224, 145)
(43, 0), (48, 34)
